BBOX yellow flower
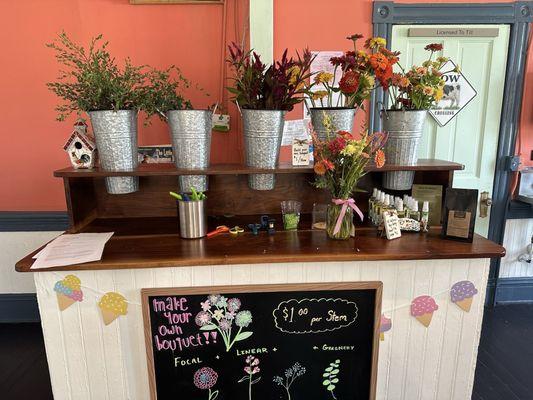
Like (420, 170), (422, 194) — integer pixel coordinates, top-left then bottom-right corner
(436, 56), (449, 64)
(314, 72), (334, 84)
(422, 86), (434, 96)
(360, 74), (375, 88)
(366, 37), (386, 49)
(453, 64), (461, 73)
(287, 66), (301, 85)
(344, 144), (357, 155)
(434, 88), (444, 101)
(311, 90), (328, 100)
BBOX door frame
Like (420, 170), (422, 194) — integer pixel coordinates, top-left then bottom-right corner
(371, 1), (533, 306)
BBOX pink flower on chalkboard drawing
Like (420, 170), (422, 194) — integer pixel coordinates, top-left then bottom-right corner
(201, 300), (212, 311)
(219, 318), (231, 332)
(195, 311), (212, 327)
(194, 367), (219, 400)
(239, 356), (261, 400)
(227, 297), (241, 312)
(225, 311), (236, 320)
(194, 367), (218, 389)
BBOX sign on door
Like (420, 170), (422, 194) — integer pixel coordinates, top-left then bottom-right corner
(429, 60), (477, 127)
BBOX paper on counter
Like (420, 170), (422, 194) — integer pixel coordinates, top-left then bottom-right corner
(31, 232), (114, 269)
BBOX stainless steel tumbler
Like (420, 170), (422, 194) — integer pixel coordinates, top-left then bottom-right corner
(177, 200), (207, 239)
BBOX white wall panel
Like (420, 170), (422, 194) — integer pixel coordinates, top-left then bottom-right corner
(0, 231), (60, 293)
(499, 218), (533, 278)
(35, 258), (489, 400)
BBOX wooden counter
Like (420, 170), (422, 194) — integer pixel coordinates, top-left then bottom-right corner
(16, 228), (505, 272)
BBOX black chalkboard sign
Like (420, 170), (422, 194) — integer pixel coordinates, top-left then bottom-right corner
(142, 282), (382, 400)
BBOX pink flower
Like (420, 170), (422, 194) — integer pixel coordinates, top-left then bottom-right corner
(200, 300), (211, 311)
(194, 367), (218, 390)
(195, 311), (212, 327)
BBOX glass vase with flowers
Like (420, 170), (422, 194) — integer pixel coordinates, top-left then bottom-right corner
(312, 116), (387, 240)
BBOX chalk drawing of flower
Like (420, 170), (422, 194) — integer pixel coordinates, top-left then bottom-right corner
(239, 355), (261, 400)
(195, 295), (253, 352)
(194, 367), (219, 400)
(195, 311), (212, 327)
(273, 362), (306, 400)
(235, 310), (253, 328)
(219, 318), (231, 331)
(227, 297), (241, 312)
(201, 300), (212, 312)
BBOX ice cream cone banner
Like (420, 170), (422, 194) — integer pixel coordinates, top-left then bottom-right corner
(455, 297), (473, 312)
(57, 293), (76, 311)
(415, 313), (433, 327)
(98, 292), (128, 326)
(451, 281), (478, 313)
(101, 309), (119, 326)
(411, 295), (438, 327)
(54, 275), (83, 311)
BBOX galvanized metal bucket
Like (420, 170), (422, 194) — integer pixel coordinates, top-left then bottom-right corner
(310, 108), (356, 140)
(89, 110), (139, 194)
(381, 110), (427, 190)
(167, 110), (213, 192)
(177, 200), (207, 239)
(242, 109), (285, 190)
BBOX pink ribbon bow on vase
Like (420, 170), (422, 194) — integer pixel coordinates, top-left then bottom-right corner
(332, 198), (364, 235)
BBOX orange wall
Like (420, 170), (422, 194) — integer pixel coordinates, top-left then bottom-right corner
(0, 0), (531, 211)
(0, 0), (245, 211)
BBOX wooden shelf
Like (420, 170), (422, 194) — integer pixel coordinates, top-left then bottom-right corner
(15, 227), (505, 272)
(53, 159), (464, 178)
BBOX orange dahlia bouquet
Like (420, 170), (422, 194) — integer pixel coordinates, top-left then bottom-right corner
(312, 115), (387, 239)
(386, 43), (457, 110)
(307, 34), (399, 109)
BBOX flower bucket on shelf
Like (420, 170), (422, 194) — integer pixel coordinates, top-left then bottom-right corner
(89, 110), (139, 194)
(310, 107), (356, 141)
(167, 109), (213, 192)
(326, 198), (364, 240)
(242, 109), (285, 190)
(381, 109), (427, 191)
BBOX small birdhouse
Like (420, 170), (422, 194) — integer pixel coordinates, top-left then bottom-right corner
(63, 118), (97, 169)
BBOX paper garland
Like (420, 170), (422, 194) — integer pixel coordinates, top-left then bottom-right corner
(50, 273), (478, 331)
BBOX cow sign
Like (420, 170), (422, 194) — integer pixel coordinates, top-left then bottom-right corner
(429, 60), (477, 127)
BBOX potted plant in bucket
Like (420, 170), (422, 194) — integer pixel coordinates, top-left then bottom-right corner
(227, 43), (314, 190)
(47, 32), (147, 194)
(143, 66), (213, 193)
(307, 35), (397, 140)
(381, 43), (453, 190)
(312, 124), (387, 240)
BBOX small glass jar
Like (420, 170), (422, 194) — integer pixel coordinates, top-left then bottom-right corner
(281, 200), (302, 230)
(312, 203), (328, 230)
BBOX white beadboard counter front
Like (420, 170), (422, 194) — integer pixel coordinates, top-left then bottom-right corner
(32, 257), (493, 400)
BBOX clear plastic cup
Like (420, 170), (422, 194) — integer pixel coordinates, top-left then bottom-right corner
(281, 200), (302, 230)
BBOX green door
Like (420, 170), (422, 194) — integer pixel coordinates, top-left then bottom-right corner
(392, 25), (510, 237)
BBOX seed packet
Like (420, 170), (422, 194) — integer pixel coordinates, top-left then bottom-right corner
(442, 188), (478, 242)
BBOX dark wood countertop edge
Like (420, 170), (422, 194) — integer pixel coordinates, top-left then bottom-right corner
(15, 247), (506, 273)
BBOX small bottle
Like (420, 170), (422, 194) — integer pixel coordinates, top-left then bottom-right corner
(369, 188), (377, 223)
(404, 196), (411, 218)
(421, 201), (429, 232)
(378, 193), (388, 225)
(410, 200), (421, 221)
(397, 199), (406, 218)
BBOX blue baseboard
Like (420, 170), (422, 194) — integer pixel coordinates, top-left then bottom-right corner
(494, 277), (533, 304)
(0, 293), (40, 323)
(0, 211), (69, 232)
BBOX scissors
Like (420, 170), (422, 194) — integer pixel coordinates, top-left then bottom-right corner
(229, 226), (245, 236)
(206, 225), (230, 238)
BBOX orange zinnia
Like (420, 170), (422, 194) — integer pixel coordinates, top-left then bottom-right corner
(314, 160), (327, 175)
(374, 149), (386, 168)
